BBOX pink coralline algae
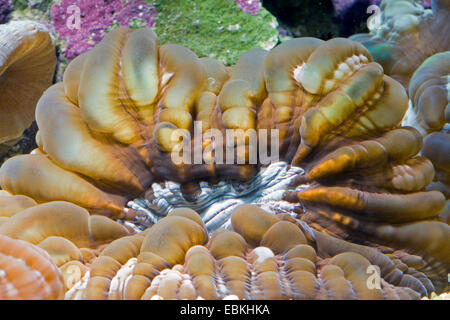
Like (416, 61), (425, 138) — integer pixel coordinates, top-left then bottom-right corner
(236, 0), (261, 15)
(50, 0), (157, 60)
(0, 0), (12, 24)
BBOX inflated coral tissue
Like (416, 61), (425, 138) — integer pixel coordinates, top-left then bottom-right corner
(0, 0), (449, 301)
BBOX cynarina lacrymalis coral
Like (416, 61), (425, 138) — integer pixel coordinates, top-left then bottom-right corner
(0, 20), (449, 299)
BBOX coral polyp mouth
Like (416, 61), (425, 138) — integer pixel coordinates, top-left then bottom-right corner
(126, 161), (306, 232)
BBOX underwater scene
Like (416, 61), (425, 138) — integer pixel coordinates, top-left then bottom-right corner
(0, 0), (448, 301)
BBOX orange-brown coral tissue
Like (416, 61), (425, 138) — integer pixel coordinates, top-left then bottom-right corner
(0, 24), (448, 300)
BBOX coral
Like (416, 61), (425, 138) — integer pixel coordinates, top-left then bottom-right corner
(350, 0), (449, 222)
(0, 153), (129, 217)
(350, 0), (449, 88)
(422, 292), (450, 300)
(405, 52), (450, 223)
(0, 28), (448, 299)
(0, 20), (56, 156)
(0, 189), (36, 209)
(153, 0), (278, 65)
(65, 205), (430, 300)
(408, 52), (449, 134)
(0, 201), (130, 248)
(50, 0), (157, 60)
(0, 234), (64, 299)
(424, 132), (450, 193)
(0, 191), (36, 226)
(0, 199), (132, 295)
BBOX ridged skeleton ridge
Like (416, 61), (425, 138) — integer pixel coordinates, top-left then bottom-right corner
(0, 234), (64, 300)
(63, 206), (443, 300)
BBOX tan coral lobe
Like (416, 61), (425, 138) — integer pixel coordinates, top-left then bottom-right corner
(65, 205), (430, 300)
(0, 201), (129, 248)
(406, 51), (450, 224)
(0, 234), (64, 300)
(0, 20), (56, 150)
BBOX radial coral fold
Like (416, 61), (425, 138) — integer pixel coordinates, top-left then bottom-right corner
(0, 26), (448, 300)
(0, 234), (64, 300)
(64, 205), (437, 300)
(405, 51), (450, 224)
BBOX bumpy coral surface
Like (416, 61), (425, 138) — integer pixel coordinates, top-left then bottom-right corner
(65, 205), (433, 300)
(409, 52), (449, 135)
(0, 20), (56, 155)
(405, 52), (450, 223)
(0, 234), (64, 299)
(350, 0), (449, 225)
(0, 27), (448, 299)
(0, 196), (134, 296)
(0, 201), (130, 248)
(350, 0), (449, 88)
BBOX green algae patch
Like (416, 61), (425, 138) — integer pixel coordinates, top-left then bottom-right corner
(152, 0), (279, 65)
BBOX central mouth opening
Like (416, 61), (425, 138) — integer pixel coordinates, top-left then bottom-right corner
(125, 162), (308, 233)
